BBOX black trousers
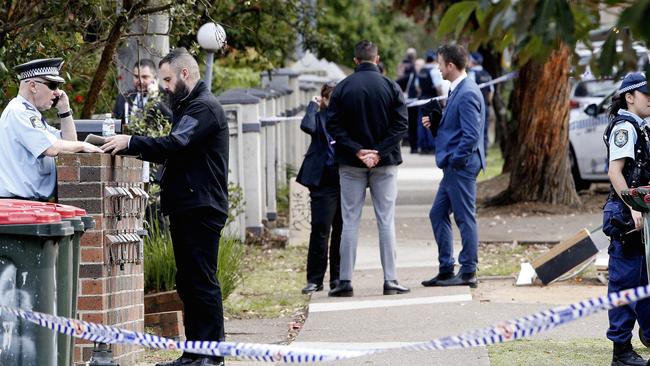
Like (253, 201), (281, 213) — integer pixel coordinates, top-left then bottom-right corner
(169, 206), (226, 358)
(306, 169), (342, 286)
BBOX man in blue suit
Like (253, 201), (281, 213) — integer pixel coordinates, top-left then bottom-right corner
(421, 44), (485, 288)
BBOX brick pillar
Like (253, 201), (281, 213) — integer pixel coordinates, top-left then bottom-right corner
(57, 153), (145, 366)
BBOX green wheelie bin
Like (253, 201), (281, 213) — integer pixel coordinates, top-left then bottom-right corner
(0, 200), (96, 366)
(0, 207), (74, 366)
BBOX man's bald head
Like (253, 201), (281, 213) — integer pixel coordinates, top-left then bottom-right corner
(158, 48), (202, 106)
(159, 48), (201, 82)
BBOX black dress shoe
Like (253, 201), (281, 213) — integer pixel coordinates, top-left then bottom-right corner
(156, 356), (224, 366)
(329, 279), (339, 290)
(421, 272), (454, 287)
(383, 280), (410, 295)
(612, 341), (647, 366)
(435, 272), (478, 288)
(301, 283), (323, 294)
(328, 280), (353, 297)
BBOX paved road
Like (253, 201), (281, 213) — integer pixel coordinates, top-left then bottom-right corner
(285, 153), (609, 366)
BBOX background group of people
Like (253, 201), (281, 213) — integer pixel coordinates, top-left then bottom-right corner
(298, 41), (650, 366)
(298, 41), (486, 297)
(395, 47), (494, 157)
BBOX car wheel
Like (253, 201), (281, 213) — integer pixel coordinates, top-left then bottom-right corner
(569, 146), (591, 191)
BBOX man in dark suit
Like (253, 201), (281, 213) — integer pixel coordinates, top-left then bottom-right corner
(326, 40), (410, 297)
(421, 44), (485, 289)
(113, 58), (172, 125)
(102, 48), (228, 366)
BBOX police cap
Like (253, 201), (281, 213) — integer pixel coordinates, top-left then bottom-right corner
(618, 72), (648, 95)
(470, 52), (483, 65)
(14, 58), (65, 83)
(425, 50), (437, 63)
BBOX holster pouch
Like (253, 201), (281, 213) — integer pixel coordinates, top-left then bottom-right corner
(604, 198), (645, 256)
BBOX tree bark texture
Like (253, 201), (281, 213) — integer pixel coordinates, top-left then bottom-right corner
(496, 44), (581, 206)
(81, 13), (130, 118)
(81, 0), (149, 118)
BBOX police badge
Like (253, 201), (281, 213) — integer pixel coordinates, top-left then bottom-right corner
(29, 115), (45, 129)
(614, 129), (628, 148)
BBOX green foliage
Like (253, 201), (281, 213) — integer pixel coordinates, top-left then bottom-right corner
(211, 65), (261, 95)
(423, 0), (648, 78)
(276, 184), (290, 219)
(217, 236), (246, 301)
(224, 243), (308, 319)
(127, 97), (173, 138)
(312, 0), (425, 77)
(144, 182), (247, 300)
(143, 214), (175, 293)
(0, 0), (110, 109)
(143, 216), (246, 301)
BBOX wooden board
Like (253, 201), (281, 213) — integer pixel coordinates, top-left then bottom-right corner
(532, 229), (598, 285)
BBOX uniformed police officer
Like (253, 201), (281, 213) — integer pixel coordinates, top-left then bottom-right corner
(415, 50), (445, 154)
(602, 72), (650, 366)
(0, 58), (102, 201)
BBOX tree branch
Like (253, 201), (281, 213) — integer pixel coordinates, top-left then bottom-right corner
(139, 3), (173, 16)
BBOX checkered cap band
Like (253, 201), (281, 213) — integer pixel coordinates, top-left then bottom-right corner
(19, 66), (60, 80)
(619, 80), (647, 95)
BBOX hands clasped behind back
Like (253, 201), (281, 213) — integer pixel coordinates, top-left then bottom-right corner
(356, 149), (380, 169)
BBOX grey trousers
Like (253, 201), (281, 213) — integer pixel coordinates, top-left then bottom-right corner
(339, 164), (398, 281)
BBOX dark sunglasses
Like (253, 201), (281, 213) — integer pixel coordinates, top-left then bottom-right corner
(33, 80), (61, 91)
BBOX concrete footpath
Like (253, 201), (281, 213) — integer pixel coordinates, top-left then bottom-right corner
(228, 153), (609, 366)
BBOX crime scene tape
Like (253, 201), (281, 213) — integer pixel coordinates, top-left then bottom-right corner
(0, 283), (649, 363)
(406, 71), (519, 108)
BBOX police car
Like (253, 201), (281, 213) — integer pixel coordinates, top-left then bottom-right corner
(568, 90), (615, 190)
(569, 43), (650, 190)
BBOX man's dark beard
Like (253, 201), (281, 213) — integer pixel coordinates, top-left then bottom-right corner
(167, 79), (190, 108)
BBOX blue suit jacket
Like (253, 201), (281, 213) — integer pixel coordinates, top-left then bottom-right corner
(434, 77), (486, 171)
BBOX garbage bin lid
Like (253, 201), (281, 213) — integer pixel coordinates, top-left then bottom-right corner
(0, 199), (83, 218)
(0, 210), (61, 224)
(54, 203), (87, 216)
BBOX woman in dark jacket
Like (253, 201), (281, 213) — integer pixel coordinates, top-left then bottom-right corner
(296, 82), (342, 294)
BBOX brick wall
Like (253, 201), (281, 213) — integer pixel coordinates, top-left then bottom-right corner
(57, 153), (146, 366)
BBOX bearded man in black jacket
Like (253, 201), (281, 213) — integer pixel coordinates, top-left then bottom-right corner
(102, 48), (229, 366)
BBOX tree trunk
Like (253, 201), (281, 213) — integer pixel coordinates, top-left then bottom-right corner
(117, 6), (170, 95)
(81, 13), (130, 118)
(81, 0), (151, 118)
(493, 44), (581, 206)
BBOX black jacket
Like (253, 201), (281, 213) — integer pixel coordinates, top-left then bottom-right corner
(124, 81), (229, 220)
(326, 63), (408, 168)
(296, 101), (336, 187)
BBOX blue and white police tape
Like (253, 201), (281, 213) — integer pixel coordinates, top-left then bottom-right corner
(1, 282), (648, 363)
(406, 71), (519, 108)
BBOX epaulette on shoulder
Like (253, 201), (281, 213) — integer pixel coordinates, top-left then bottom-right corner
(21, 101), (36, 112)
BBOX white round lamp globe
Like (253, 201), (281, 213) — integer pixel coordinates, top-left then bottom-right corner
(197, 22), (226, 51)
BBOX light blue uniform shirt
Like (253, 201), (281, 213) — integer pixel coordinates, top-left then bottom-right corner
(608, 109), (646, 162)
(0, 95), (61, 199)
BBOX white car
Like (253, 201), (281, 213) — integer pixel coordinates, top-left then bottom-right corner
(569, 79), (619, 110)
(568, 92), (614, 190)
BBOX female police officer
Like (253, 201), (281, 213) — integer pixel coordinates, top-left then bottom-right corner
(603, 72), (650, 366)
